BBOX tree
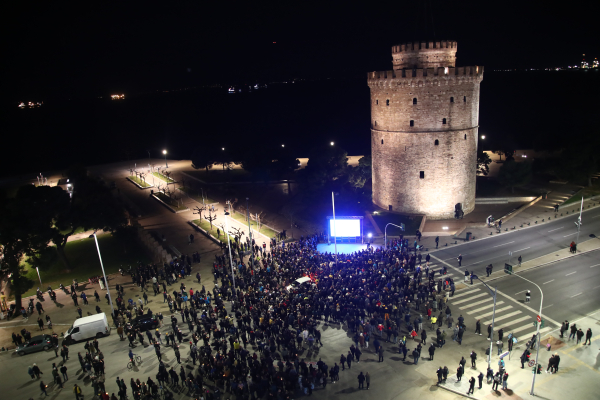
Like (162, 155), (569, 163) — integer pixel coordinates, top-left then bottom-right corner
(299, 144), (349, 192)
(191, 147), (215, 171)
(347, 155), (372, 190)
(497, 159), (533, 193)
(477, 152), (492, 176)
(558, 141), (599, 186)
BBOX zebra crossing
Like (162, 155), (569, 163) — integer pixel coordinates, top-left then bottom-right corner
(423, 264), (553, 343)
(447, 286), (553, 342)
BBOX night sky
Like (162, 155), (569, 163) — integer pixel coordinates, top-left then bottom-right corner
(4, 1), (598, 100)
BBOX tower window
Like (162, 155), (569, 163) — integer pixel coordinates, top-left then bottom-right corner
(434, 139), (439, 146)
(464, 96), (467, 102)
(464, 134), (467, 140)
(450, 97), (454, 103)
(374, 121), (377, 127)
(413, 98), (417, 105)
(381, 139), (384, 145)
(420, 171), (425, 179)
(386, 99), (389, 106)
(410, 120), (414, 127)
(442, 118), (447, 124)
(376, 99), (378, 105)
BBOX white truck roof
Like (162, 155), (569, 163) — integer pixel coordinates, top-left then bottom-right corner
(295, 277), (311, 284)
(74, 313), (106, 327)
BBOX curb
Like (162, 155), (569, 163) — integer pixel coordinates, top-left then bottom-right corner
(151, 193), (189, 213)
(436, 383), (480, 400)
(126, 176), (153, 189)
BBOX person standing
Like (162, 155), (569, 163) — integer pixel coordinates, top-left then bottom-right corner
(568, 324), (577, 340)
(357, 372), (365, 389)
(457, 254), (462, 267)
(470, 351), (477, 368)
(477, 371), (484, 389)
(456, 365), (463, 381)
(502, 372), (509, 390)
(412, 348), (419, 365)
(492, 373), (501, 391)
(487, 324), (493, 340)
(583, 328), (592, 345)
(378, 346), (384, 362)
(475, 320), (481, 335)
(60, 365), (68, 382)
(436, 367), (443, 384)
(429, 344), (435, 360)
(576, 328), (584, 344)
(365, 372), (370, 390)
(560, 321), (568, 338)
(435, 236), (439, 249)
(467, 376), (475, 395)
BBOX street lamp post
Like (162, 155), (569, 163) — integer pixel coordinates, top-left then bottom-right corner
(507, 271), (544, 395)
(472, 275), (497, 371)
(89, 233), (115, 317)
(384, 223), (405, 248)
(223, 212), (236, 297)
(331, 192), (338, 268)
(163, 149), (168, 168)
(246, 198), (253, 263)
(35, 267), (43, 287)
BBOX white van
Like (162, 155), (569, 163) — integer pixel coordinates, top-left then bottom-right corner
(64, 313), (110, 344)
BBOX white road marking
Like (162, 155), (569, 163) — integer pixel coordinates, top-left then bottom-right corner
(515, 290), (527, 295)
(449, 289), (480, 300)
(544, 304), (554, 309)
(466, 301), (505, 314)
(517, 327), (552, 342)
(548, 227), (563, 232)
(565, 271), (577, 276)
(570, 292), (582, 298)
(590, 264), (600, 268)
(497, 315), (530, 327)
(483, 310), (522, 325)
(493, 241), (515, 248)
(563, 232), (577, 237)
(453, 292), (489, 305)
(542, 279), (555, 285)
(458, 298), (494, 309)
(592, 215), (600, 218)
(513, 247), (531, 252)
(476, 306), (514, 320)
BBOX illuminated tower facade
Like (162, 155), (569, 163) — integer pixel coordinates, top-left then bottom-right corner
(368, 41), (484, 219)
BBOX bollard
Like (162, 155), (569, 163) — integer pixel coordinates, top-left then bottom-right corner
(520, 224), (523, 228)
(542, 219), (544, 222)
(490, 232), (493, 235)
(527, 222), (530, 226)
(505, 228), (508, 231)
(444, 243), (448, 247)
(535, 221), (537, 224)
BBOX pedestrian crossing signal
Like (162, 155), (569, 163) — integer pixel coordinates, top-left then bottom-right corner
(504, 264), (513, 274)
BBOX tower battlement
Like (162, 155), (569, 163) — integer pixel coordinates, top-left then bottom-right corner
(367, 66), (483, 86)
(392, 40), (457, 69)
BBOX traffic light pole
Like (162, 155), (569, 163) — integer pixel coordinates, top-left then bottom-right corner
(508, 271), (543, 395)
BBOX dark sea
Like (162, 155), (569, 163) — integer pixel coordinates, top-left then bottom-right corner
(4, 69), (598, 178)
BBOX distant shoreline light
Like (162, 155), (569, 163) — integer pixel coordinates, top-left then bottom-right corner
(111, 94), (125, 100)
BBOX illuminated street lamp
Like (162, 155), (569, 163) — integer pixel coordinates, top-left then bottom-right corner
(481, 135), (486, 139)
(163, 149), (168, 168)
(281, 144), (285, 147)
(330, 142), (334, 146)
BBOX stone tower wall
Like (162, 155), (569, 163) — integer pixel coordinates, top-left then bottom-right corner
(369, 63), (483, 219)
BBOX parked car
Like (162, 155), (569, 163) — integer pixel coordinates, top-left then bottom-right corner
(16, 334), (53, 356)
(132, 315), (158, 332)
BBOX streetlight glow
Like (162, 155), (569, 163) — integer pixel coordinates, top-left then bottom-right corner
(281, 144), (285, 147)
(162, 149), (168, 168)
(481, 135), (486, 139)
(330, 141), (334, 146)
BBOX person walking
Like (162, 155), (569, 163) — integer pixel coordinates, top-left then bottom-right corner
(475, 319), (481, 335)
(40, 381), (49, 396)
(365, 372), (370, 390)
(436, 367), (443, 384)
(32, 363), (43, 379)
(378, 346), (384, 362)
(560, 321), (568, 338)
(568, 324), (577, 340)
(73, 383), (83, 400)
(60, 365), (68, 382)
(412, 348), (419, 364)
(477, 371), (484, 389)
(428, 343), (435, 360)
(467, 376), (475, 395)
(583, 328), (592, 345)
(357, 372), (365, 389)
(457, 254), (462, 267)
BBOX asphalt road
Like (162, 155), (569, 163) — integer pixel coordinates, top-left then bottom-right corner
(430, 206), (600, 278)
(491, 250), (600, 324)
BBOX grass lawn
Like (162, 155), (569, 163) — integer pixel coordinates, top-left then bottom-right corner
(230, 211), (280, 239)
(21, 234), (151, 298)
(128, 175), (152, 187)
(151, 171), (175, 183)
(563, 184), (600, 206)
(370, 211), (422, 236)
(154, 192), (188, 211)
(192, 219), (233, 244)
(178, 186), (217, 205)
